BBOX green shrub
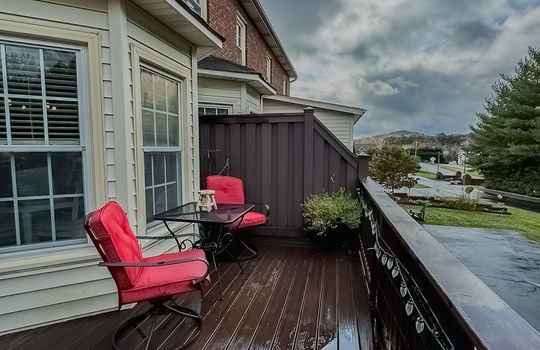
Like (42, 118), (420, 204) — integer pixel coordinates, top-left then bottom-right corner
(301, 189), (362, 236)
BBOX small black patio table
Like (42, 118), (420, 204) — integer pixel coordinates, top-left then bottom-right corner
(153, 202), (254, 299)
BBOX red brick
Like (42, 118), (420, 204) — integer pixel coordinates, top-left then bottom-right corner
(207, 0), (290, 95)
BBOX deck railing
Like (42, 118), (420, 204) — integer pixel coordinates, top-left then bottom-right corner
(357, 172), (540, 349)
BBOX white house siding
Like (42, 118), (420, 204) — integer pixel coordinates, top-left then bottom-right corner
(198, 77), (264, 114)
(0, 0), (201, 335)
(199, 77), (243, 113)
(262, 99), (355, 150)
(246, 85), (262, 113)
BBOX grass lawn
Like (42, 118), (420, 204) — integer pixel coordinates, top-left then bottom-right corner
(441, 165), (482, 176)
(424, 206), (540, 242)
(413, 170), (436, 179)
(414, 183), (431, 188)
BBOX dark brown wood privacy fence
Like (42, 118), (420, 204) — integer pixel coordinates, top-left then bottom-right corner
(199, 108), (360, 235)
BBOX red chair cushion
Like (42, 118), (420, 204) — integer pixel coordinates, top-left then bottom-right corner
(86, 201), (143, 290)
(239, 211), (266, 227)
(120, 248), (209, 304)
(206, 175), (245, 204)
(226, 211), (266, 231)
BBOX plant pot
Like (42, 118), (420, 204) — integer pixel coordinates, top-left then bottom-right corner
(307, 224), (360, 254)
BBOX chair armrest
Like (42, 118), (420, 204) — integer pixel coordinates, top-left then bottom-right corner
(136, 232), (202, 251)
(99, 256), (208, 267)
(99, 257), (210, 283)
(247, 201), (270, 217)
(136, 232), (202, 240)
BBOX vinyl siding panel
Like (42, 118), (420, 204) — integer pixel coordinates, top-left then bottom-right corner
(246, 85), (262, 113)
(263, 99), (355, 150)
(198, 77), (243, 112)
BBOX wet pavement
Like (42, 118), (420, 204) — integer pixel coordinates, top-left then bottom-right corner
(424, 225), (540, 332)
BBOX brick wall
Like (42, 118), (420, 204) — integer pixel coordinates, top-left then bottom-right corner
(207, 0), (289, 95)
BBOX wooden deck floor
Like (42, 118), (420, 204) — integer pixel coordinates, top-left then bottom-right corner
(0, 237), (372, 350)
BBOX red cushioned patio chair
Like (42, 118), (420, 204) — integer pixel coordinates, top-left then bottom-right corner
(84, 201), (210, 349)
(206, 175), (270, 259)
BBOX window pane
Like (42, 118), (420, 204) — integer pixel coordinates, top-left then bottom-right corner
(51, 152), (82, 194)
(206, 108), (216, 116)
(0, 153), (12, 197)
(142, 110), (154, 146)
(9, 98), (44, 143)
(156, 112), (167, 146)
(141, 70), (153, 108)
(198, 107), (204, 116)
(18, 199), (51, 244)
(5, 45), (42, 96)
(0, 55), (3, 94)
(0, 98), (6, 143)
(15, 153), (49, 197)
(166, 183), (178, 210)
(47, 100), (80, 143)
(44, 49), (77, 98)
(167, 81), (178, 114)
(144, 153), (152, 187)
(166, 153), (178, 182)
(154, 76), (166, 111)
(54, 197), (85, 240)
(155, 186), (166, 215)
(168, 115), (179, 146)
(217, 108), (228, 115)
(0, 202), (16, 247)
(145, 188), (154, 222)
(153, 153), (165, 184)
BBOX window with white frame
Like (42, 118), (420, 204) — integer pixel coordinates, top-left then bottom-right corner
(184, 0), (201, 15)
(235, 16), (246, 65)
(198, 104), (231, 116)
(0, 40), (87, 251)
(265, 54), (272, 82)
(282, 76), (288, 95)
(140, 67), (182, 225)
(183, 0), (207, 18)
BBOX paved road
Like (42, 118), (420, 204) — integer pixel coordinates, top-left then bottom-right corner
(425, 225), (540, 332)
(392, 162), (485, 199)
(419, 162), (457, 176)
(395, 175), (481, 198)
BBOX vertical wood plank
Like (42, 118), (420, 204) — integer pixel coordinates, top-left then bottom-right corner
(303, 109), (314, 199)
(276, 122), (289, 228)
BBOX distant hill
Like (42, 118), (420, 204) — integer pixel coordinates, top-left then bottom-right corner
(354, 130), (469, 162)
(356, 130), (424, 146)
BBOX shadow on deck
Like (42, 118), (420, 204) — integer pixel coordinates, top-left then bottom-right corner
(0, 237), (372, 350)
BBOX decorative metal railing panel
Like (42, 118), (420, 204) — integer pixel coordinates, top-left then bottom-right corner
(358, 177), (540, 349)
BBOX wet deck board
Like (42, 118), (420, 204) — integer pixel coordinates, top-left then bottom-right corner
(0, 237), (372, 350)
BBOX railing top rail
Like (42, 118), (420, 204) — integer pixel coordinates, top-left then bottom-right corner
(361, 177), (540, 349)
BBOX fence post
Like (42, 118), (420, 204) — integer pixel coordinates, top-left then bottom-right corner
(357, 152), (370, 179)
(303, 108), (315, 199)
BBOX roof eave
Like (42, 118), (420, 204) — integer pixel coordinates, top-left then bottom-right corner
(199, 69), (277, 95)
(131, 0), (223, 53)
(263, 95), (366, 117)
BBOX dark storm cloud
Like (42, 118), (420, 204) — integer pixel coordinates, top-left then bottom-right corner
(258, 0), (540, 137)
(452, 21), (500, 48)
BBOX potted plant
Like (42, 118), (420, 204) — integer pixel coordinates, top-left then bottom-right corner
(301, 188), (362, 251)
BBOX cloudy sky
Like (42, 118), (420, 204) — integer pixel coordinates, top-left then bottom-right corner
(259, 0), (540, 138)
